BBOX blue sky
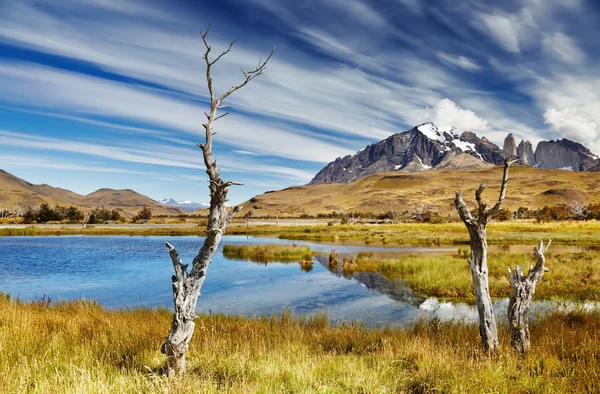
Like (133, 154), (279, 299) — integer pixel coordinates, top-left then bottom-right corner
(1, 0), (599, 204)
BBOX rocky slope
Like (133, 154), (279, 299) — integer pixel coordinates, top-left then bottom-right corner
(310, 123), (600, 185)
(534, 139), (599, 171)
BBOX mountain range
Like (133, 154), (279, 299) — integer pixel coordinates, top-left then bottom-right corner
(158, 198), (209, 212)
(0, 169), (184, 216)
(309, 123), (599, 185)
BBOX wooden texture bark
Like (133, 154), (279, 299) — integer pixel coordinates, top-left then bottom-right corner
(454, 159), (512, 353)
(508, 240), (550, 354)
(160, 27), (274, 375)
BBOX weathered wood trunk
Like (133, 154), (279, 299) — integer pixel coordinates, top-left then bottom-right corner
(160, 27), (273, 375)
(508, 240), (550, 354)
(454, 159), (512, 353)
(467, 226), (499, 353)
(161, 184), (236, 374)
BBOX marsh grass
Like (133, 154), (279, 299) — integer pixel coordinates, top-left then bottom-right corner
(222, 244), (312, 262)
(1, 220), (600, 245)
(229, 220), (600, 245)
(1, 295), (599, 393)
(342, 250), (600, 301)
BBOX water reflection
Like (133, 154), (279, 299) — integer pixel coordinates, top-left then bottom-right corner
(0, 235), (597, 327)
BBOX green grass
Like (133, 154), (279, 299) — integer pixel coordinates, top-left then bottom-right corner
(1, 295), (599, 393)
(222, 244), (312, 262)
(340, 250), (600, 301)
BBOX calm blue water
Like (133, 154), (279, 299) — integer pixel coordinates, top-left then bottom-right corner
(0, 236), (588, 326)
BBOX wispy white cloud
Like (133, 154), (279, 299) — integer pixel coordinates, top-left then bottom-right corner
(437, 53), (481, 71)
(479, 13), (521, 53)
(0, 155), (154, 175)
(0, 61), (351, 162)
(542, 32), (585, 64)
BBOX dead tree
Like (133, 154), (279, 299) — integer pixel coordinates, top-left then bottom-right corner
(243, 211), (252, 228)
(160, 27), (274, 375)
(454, 159), (512, 353)
(507, 239), (550, 354)
(81, 212), (91, 228)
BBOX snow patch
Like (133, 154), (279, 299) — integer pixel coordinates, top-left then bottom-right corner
(414, 155), (431, 170)
(417, 122), (446, 143)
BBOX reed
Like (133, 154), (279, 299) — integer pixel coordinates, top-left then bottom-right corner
(0, 295), (599, 393)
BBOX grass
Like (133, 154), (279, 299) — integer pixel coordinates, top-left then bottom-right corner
(0, 225), (206, 237)
(1, 294), (600, 393)
(229, 220), (600, 245)
(222, 244), (312, 262)
(339, 250), (600, 301)
(2, 220), (600, 245)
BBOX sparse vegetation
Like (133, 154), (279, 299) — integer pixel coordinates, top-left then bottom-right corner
(1, 295), (600, 393)
(222, 244), (312, 262)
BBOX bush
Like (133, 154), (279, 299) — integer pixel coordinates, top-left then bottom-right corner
(132, 206), (152, 222)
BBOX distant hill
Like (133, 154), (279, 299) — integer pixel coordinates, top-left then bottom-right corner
(309, 123), (599, 185)
(0, 170), (184, 216)
(242, 165), (600, 217)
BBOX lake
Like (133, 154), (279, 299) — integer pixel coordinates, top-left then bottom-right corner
(0, 235), (594, 327)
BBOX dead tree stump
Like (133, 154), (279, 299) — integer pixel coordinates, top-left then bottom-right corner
(508, 239), (551, 354)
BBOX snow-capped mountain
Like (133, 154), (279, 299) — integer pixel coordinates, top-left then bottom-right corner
(158, 198), (209, 212)
(308, 122), (599, 185)
(309, 123), (503, 184)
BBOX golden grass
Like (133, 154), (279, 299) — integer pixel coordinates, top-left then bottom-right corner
(1, 220), (599, 246)
(240, 165), (600, 217)
(339, 249), (600, 301)
(1, 294), (599, 393)
(229, 220), (600, 245)
(222, 244), (312, 262)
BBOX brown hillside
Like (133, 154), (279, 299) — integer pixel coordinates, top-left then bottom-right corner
(240, 165), (600, 217)
(0, 170), (182, 216)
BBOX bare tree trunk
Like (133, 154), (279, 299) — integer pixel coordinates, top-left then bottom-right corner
(508, 240), (550, 354)
(160, 26), (274, 375)
(454, 159), (512, 353)
(468, 227), (498, 353)
(82, 212), (90, 228)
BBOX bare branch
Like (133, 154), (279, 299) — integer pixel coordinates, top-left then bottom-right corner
(218, 46), (275, 103)
(484, 158), (512, 218)
(214, 112), (229, 122)
(209, 38), (238, 66)
(454, 190), (476, 226)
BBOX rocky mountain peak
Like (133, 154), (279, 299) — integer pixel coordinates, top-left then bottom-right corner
(534, 139), (599, 171)
(517, 140), (534, 165)
(503, 133), (517, 156)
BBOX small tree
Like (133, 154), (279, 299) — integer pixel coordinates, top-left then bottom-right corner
(160, 26), (274, 375)
(454, 159), (512, 353)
